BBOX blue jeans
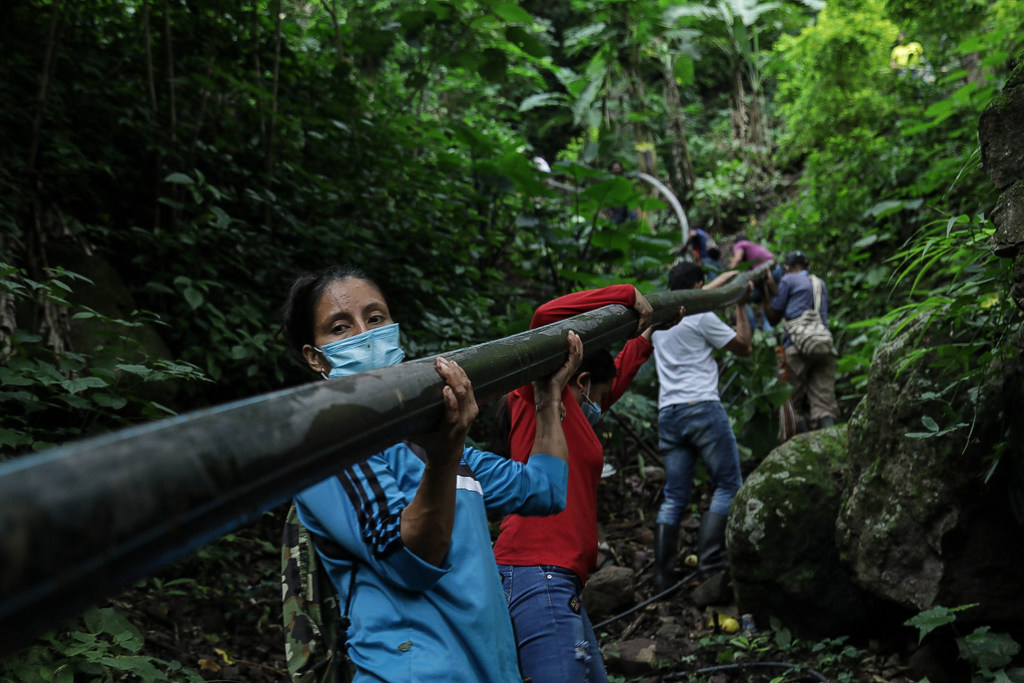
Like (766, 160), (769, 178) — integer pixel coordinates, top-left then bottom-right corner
(497, 564), (608, 683)
(656, 401), (742, 526)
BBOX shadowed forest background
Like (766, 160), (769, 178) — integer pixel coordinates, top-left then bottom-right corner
(2, 0), (1023, 680)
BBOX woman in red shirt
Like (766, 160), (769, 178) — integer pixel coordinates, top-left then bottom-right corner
(493, 284), (655, 683)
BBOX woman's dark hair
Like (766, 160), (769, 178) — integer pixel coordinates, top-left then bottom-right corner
(579, 348), (616, 386)
(279, 266), (382, 364)
(491, 348), (617, 457)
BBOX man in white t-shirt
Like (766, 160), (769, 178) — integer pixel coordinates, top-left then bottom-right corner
(650, 262), (751, 592)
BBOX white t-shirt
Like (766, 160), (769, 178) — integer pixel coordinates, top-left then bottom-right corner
(651, 311), (737, 406)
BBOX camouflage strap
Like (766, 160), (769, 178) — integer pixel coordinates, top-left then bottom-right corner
(282, 504), (352, 683)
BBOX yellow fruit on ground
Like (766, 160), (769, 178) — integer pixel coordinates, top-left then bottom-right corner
(707, 614), (740, 633)
(684, 554), (698, 566)
(719, 616), (740, 634)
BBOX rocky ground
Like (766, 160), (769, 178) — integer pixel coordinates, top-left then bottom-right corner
(94, 442), (929, 682)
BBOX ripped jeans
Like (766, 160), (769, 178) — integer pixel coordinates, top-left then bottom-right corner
(497, 564), (608, 683)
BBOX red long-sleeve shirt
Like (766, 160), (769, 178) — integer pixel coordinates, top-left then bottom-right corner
(492, 285), (653, 583)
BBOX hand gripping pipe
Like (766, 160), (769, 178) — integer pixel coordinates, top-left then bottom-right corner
(0, 264), (769, 652)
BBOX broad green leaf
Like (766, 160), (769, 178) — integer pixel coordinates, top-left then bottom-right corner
(183, 286), (204, 310)
(61, 377), (109, 394)
(519, 93), (564, 112)
(93, 393), (129, 410)
(0, 429), (34, 449)
(163, 172), (194, 185)
(0, 367), (35, 386)
(958, 627), (1019, 669)
(904, 606), (959, 642)
(505, 25), (546, 57)
(490, 1), (533, 24)
(114, 364), (151, 376)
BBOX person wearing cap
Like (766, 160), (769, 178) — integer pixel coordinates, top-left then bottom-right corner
(763, 251), (839, 431)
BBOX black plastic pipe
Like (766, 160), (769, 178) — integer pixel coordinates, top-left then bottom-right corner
(0, 264), (768, 652)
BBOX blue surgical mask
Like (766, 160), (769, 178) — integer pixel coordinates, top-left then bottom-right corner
(316, 323), (405, 379)
(581, 386), (602, 426)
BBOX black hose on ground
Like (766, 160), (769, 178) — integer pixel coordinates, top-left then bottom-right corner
(592, 571), (696, 631)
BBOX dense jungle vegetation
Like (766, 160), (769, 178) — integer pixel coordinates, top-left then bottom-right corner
(2, 0), (1023, 680)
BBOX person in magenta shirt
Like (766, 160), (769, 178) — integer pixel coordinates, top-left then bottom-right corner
(493, 284), (659, 683)
(729, 238), (775, 268)
(729, 237), (777, 331)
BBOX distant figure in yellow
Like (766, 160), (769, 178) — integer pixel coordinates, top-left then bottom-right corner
(890, 32), (924, 72)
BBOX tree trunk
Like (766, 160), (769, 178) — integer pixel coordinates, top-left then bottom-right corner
(143, 0), (162, 231)
(730, 57), (748, 145)
(161, 0), (181, 228)
(0, 231), (16, 364)
(318, 0), (344, 63)
(252, 1), (266, 139)
(162, 0), (177, 140)
(27, 0), (62, 177)
(264, 0), (282, 232)
(187, 1), (221, 164)
(662, 57), (695, 202)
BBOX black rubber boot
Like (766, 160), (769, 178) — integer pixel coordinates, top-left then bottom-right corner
(653, 523), (679, 592)
(817, 415), (836, 428)
(696, 511), (729, 577)
(693, 511), (733, 606)
(796, 418), (809, 433)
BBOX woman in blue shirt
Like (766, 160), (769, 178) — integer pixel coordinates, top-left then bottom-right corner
(280, 265), (581, 682)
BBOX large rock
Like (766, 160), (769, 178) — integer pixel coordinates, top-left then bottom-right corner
(979, 60), (1024, 192)
(602, 637), (674, 678)
(837, 320), (1024, 623)
(729, 427), (878, 637)
(980, 58), (1024, 309)
(583, 565), (636, 620)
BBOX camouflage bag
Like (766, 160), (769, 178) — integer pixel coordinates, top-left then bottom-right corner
(282, 504), (356, 683)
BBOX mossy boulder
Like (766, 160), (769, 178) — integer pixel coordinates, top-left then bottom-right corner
(728, 426), (877, 637)
(836, 320), (1024, 623)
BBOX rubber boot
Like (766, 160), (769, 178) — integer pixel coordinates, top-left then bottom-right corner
(653, 523), (679, 592)
(696, 511), (729, 577)
(796, 417), (809, 434)
(693, 511), (733, 607)
(817, 415), (836, 428)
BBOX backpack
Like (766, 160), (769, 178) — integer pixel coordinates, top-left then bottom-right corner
(282, 504), (355, 683)
(783, 275), (837, 360)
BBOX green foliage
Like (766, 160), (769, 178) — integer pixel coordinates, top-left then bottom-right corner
(0, 264), (208, 457)
(0, 607), (203, 683)
(905, 605), (1024, 683)
(773, 0), (900, 160)
(870, 212), (1020, 452)
(686, 618), (865, 682)
(721, 330), (793, 461)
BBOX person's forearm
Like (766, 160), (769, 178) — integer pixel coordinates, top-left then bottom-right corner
(763, 296), (782, 326)
(734, 303), (752, 352)
(530, 399), (569, 464)
(705, 270), (738, 289)
(401, 457), (460, 566)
